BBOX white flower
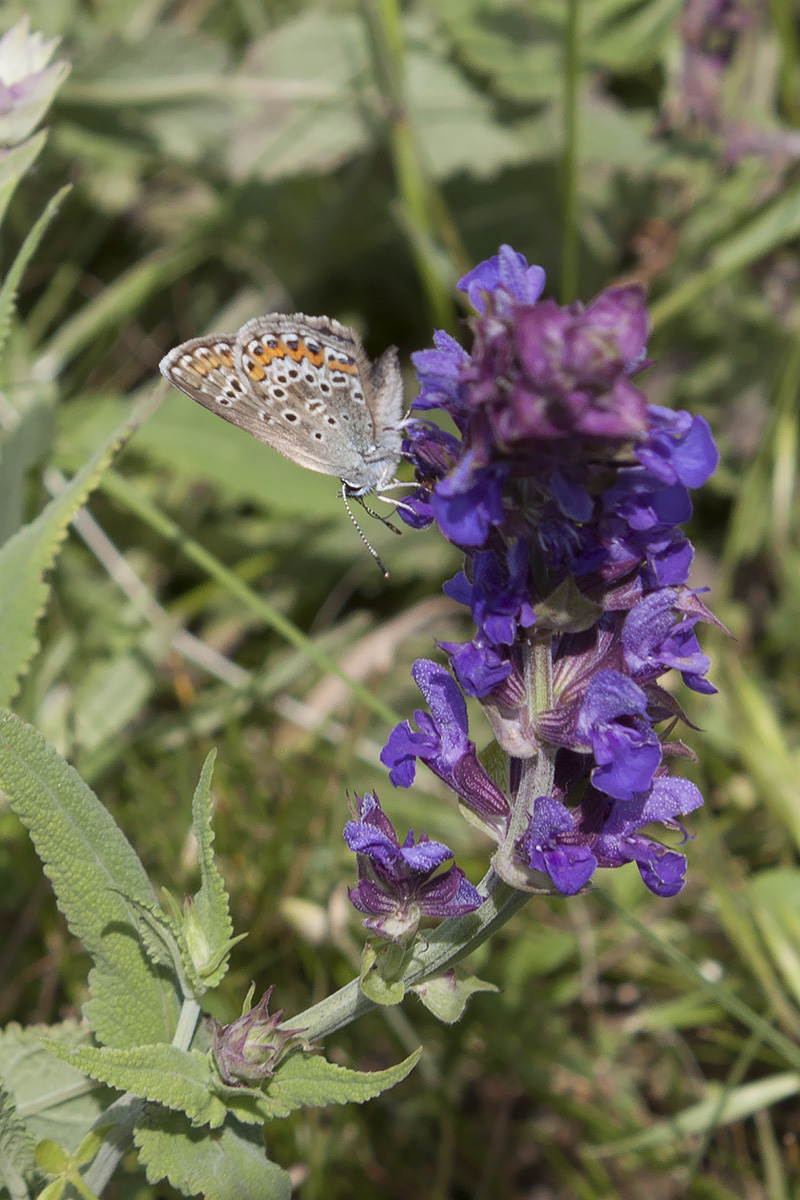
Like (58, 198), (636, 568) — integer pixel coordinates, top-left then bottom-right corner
(0, 16), (69, 146)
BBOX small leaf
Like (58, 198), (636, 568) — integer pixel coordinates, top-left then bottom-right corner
(35, 1139), (69, 1174)
(134, 1109), (291, 1200)
(187, 749), (235, 988)
(257, 1046), (423, 1118)
(411, 970), (498, 1024)
(0, 713), (180, 1048)
(40, 1043), (225, 1129)
(72, 1129), (103, 1168)
(37, 1180), (66, 1200)
(0, 397), (158, 707)
(358, 943), (408, 1007)
(0, 186), (70, 362)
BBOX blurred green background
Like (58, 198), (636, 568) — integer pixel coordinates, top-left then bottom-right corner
(3, 0), (800, 1196)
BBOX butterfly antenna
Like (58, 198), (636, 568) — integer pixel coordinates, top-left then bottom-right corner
(341, 489), (390, 578)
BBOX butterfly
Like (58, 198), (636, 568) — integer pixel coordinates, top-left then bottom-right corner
(159, 312), (404, 498)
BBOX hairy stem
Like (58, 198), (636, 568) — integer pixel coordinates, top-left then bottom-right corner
(80, 997), (202, 1196)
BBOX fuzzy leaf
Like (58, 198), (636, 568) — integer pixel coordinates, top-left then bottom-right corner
(0, 1022), (112, 1154)
(411, 970), (499, 1024)
(0, 713), (180, 1047)
(0, 186), (70, 363)
(252, 1047), (423, 1119)
(0, 398), (157, 706)
(134, 1109), (291, 1200)
(187, 749), (235, 988)
(0, 1078), (36, 1199)
(41, 1043), (225, 1130)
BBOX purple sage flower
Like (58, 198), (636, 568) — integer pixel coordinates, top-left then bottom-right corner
(344, 792), (482, 939)
(381, 659), (510, 837)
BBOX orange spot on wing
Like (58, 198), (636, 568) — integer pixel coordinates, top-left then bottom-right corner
(301, 344), (324, 368)
(217, 349), (233, 366)
(329, 359), (357, 374)
(191, 357), (210, 376)
(260, 340), (287, 364)
(245, 361), (266, 381)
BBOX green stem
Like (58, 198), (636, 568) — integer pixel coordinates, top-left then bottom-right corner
(81, 996), (202, 1196)
(362, 0), (458, 331)
(290, 871), (530, 1040)
(100, 469), (400, 727)
(560, 0), (581, 304)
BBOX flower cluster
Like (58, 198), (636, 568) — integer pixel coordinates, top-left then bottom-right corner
(350, 244), (720, 913)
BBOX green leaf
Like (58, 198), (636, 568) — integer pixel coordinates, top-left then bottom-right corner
(588, 1073), (800, 1157)
(0, 390), (55, 546)
(748, 868), (800, 1010)
(186, 749), (236, 988)
(36, 1180), (65, 1200)
(0, 1078), (36, 1199)
(34, 1139), (69, 1175)
(41, 1043), (225, 1130)
(358, 942), (409, 1007)
(0, 1022), (112, 1155)
(0, 131), (47, 226)
(106, 889), (186, 982)
(0, 714), (180, 1048)
(0, 186), (70, 364)
(0, 398), (157, 706)
(652, 181), (800, 329)
(226, 12), (371, 182)
(411, 970), (498, 1024)
(252, 1047), (422, 1119)
(134, 1110), (291, 1200)
(406, 39), (527, 180)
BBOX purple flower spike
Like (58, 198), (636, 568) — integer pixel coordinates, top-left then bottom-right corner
(392, 244), (718, 897)
(344, 793), (482, 940)
(380, 659), (510, 834)
(576, 670), (661, 800)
